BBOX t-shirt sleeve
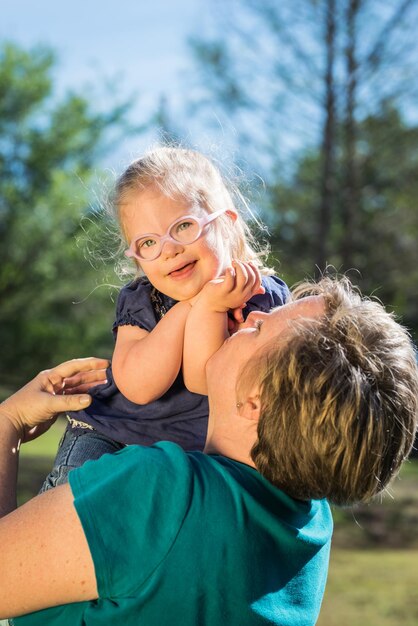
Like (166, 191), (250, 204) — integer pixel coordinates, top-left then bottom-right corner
(113, 278), (157, 333)
(69, 443), (192, 599)
(243, 274), (290, 317)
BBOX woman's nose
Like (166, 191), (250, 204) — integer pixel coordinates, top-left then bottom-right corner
(243, 310), (268, 328)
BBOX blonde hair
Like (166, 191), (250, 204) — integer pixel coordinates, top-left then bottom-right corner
(110, 146), (273, 277)
(244, 276), (418, 506)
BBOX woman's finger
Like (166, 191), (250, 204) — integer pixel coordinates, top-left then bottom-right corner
(47, 358), (110, 389)
(61, 369), (108, 390)
(59, 379), (108, 396)
(45, 391), (93, 414)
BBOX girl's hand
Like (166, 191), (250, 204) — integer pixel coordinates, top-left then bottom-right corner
(196, 261), (264, 314)
(0, 357), (109, 442)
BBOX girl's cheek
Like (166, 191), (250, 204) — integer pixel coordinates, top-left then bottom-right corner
(135, 260), (146, 277)
(205, 228), (219, 251)
(206, 230), (232, 268)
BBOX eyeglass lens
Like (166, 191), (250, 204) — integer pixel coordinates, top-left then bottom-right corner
(136, 217), (201, 260)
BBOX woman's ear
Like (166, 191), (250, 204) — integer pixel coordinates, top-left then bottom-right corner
(237, 395), (261, 422)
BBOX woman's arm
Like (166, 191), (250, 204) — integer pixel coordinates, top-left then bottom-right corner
(183, 262), (263, 395)
(0, 358), (108, 617)
(0, 357), (108, 518)
(112, 301), (192, 404)
(0, 482), (97, 618)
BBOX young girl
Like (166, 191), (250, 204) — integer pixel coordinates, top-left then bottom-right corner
(42, 147), (289, 490)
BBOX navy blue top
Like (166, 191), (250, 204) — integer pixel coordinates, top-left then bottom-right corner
(67, 275), (289, 450)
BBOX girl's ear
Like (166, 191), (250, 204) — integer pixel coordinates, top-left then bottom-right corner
(237, 395), (261, 422)
(226, 209), (238, 222)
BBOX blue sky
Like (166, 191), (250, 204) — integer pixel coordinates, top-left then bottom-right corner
(5, 2), (416, 176)
(1, 0), (212, 168)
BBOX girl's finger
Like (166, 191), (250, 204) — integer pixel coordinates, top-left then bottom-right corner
(245, 262), (258, 289)
(237, 263), (259, 302)
(232, 260), (248, 291)
(248, 262), (265, 295)
(221, 266), (236, 292)
(227, 315), (239, 335)
(232, 306), (245, 324)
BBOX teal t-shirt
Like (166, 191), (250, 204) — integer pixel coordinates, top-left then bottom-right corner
(12, 442), (332, 626)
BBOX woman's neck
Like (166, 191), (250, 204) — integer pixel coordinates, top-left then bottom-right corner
(203, 408), (256, 468)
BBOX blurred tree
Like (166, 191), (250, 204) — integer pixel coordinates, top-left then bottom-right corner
(268, 105), (418, 337)
(188, 0), (418, 301)
(0, 42), (139, 386)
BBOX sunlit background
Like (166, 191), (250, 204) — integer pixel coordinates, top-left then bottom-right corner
(1, 2), (417, 624)
(1, 0), (206, 163)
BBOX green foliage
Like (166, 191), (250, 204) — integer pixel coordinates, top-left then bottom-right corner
(268, 105), (418, 338)
(189, 1), (418, 339)
(0, 42), (135, 384)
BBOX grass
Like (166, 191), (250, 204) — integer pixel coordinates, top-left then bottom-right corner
(16, 422), (418, 626)
(330, 460), (418, 550)
(316, 461), (418, 625)
(318, 549), (418, 626)
(22, 416), (66, 457)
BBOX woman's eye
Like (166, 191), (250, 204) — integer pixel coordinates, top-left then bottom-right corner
(255, 320), (263, 332)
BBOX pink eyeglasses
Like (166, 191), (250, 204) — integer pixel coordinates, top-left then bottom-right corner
(125, 208), (227, 261)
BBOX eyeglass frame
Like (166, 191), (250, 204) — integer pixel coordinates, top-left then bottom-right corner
(124, 207), (228, 261)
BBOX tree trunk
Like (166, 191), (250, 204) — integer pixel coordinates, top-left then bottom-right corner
(341, 0), (361, 270)
(317, 0), (337, 274)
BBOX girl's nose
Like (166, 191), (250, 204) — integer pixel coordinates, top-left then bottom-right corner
(161, 238), (184, 258)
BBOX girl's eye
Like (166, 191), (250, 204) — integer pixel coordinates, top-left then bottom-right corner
(176, 220), (193, 233)
(139, 238), (157, 249)
(255, 319), (263, 332)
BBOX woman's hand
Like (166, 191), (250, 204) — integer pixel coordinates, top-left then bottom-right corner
(0, 357), (109, 442)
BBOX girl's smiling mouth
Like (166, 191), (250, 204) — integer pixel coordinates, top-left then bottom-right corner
(168, 261), (197, 279)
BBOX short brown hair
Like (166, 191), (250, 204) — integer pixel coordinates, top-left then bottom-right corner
(249, 276), (418, 506)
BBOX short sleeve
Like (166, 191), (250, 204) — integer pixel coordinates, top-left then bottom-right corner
(243, 274), (290, 318)
(113, 277), (157, 333)
(69, 443), (193, 598)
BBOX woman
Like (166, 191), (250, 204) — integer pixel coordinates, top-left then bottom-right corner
(1, 277), (417, 625)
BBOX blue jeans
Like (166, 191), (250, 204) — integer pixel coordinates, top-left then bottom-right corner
(40, 423), (125, 492)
